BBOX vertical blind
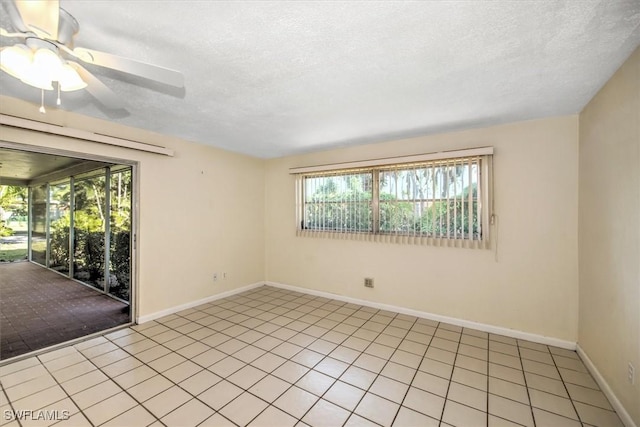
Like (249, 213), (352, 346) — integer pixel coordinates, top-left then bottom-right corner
(302, 169), (373, 233)
(293, 148), (493, 249)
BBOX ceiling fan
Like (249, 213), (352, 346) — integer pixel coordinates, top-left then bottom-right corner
(0, 0), (184, 111)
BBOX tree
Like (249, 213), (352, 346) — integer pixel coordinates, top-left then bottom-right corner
(304, 174), (372, 232)
(0, 185), (27, 237)
(305, 163), (480, 239)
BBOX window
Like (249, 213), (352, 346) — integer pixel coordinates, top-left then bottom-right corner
(303, 171), (373, 232)
(293, 148), (493, 248)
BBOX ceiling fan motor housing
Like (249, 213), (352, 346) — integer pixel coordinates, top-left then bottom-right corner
(56, 8), (79, 47)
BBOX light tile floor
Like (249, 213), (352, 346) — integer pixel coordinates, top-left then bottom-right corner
(0, 286), (624, 427)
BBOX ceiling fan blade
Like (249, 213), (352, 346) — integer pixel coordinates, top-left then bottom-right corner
(73, 47), (184, 88)
(0, 27), (27, 38)
(2, 0), (28, 32)
(13, 0), (59, 39)
(68, 62), (125, 110)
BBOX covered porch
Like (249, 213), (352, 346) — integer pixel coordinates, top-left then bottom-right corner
(0, 146), (134, 361)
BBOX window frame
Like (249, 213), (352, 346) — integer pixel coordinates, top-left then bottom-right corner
(293, 147), (493, 249)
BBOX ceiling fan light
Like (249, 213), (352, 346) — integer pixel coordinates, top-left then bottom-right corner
(0, 44), (32, 80)
(19, 47), (66, 90)
(58, 63), (87, 91)
(20, 64), (54, 90)
(32, 48), (63, 80)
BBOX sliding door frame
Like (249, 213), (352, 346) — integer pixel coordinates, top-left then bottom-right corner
(0, 140), (140, 324)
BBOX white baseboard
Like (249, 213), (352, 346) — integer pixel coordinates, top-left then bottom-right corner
(265, 281), (576, 350)
(137, 282), (265, 324)
(137, 279), (576, 349)
(576, 345), (637, 427)
(131, 282), (636, 425)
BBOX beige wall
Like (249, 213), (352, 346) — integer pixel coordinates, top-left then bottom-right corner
(1, 98), (265, 319)
(578, 47), (640, 425)
(265, 116), (579, 342)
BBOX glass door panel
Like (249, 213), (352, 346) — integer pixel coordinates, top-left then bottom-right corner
(49, 181), (71, 274)
(73, 174), (106, 290)
(109, 167), (132, 301)
(30, 184), (47, 265)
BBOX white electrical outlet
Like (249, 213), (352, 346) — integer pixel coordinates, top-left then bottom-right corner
(629, 362), (635, 385)
(223, 272), (227, 280)
(213, 273), (218, 282)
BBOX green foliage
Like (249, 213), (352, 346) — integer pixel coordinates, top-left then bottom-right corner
(379, 193), (414, 233)
(305, 175), (372, 231)
(417, 200), (479, 238)
(49, 222), (70, 271)
(31, 240), (47, 265)
(0, 220), (13, 237)
(74, 210), (104, 233)
(72, 176), (106, 287)
(110, 231), (130, 300)
(5, 168), (132, 294)
(74, 178), (106, 232)
(49, 169), (132, 297)
(110, 169), (132, 232)
(0, 185), (28, 237)
(73, 230), (105, 286)
(0, 248), (27, 262)
(0, 185), (27, 216)
(50, 224), (130, 299)
(304, 172), (480, 238)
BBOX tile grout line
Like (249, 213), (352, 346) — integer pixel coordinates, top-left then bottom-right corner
(74, 309), (252, 426)
(258, 293), (400, 426)
(8, 354), (109, 427)
(338, 312), (411, 425)
(247, 289), (398, 426)
(210, 291), (351, 426)
(145, 289), (320, 426)
(338, 311), (425, 426)
(515, 339), (537, 427)
(237, 292), (422, 426)
(548, 346), (584, 425)
(342, 313), (439, 425)
(136, 289), (298, 426)
(389, 317), (436, 427)
(459, 337), (605, 417)
(4, 307), (510, 427)
(50, 343), (165, 427)
(29, 353), (99, 427)
(1, 381), (24, 427)
(447, 333), (529, 427)
(0, 326), (600, 426)
(486, 345), (538, 427)
(160, 287), (368, 426)
(486, 330), (490, 427)
(436, 322), (462, 427)
(0, 285), (621, 427)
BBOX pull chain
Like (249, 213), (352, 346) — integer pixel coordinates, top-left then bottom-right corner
(39, 89), (46, 114)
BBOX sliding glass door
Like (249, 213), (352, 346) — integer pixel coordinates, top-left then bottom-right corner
(109, 167), (132, 301)
(27, 165), (132, 304)
(30, 184), (47, 265)
(73, 173), (106, 290)
(49, 180), (71, 274)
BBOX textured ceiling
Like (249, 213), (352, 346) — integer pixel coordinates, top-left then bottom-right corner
(0, 147), (102, 181)
(1, 1), (639, 158)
